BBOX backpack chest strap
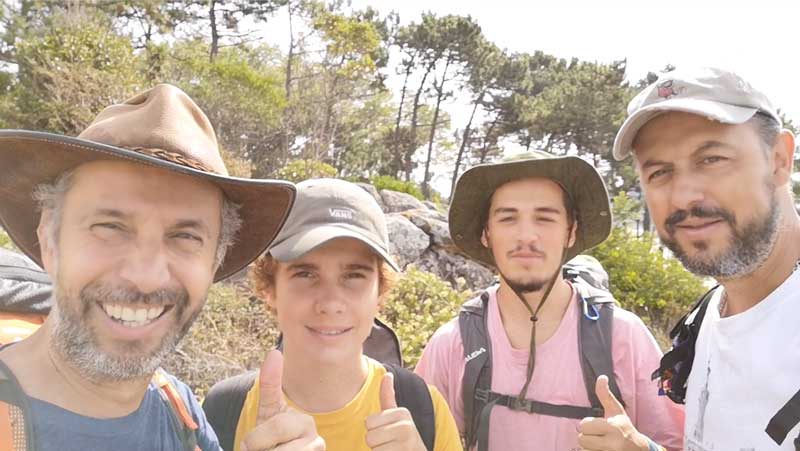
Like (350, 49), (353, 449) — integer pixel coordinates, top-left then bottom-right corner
(476, 388), (603, 420)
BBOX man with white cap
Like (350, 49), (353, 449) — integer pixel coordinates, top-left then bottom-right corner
(614, 67), (800, 450)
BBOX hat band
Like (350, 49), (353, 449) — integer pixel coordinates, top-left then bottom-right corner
(126, 147), (216, 174)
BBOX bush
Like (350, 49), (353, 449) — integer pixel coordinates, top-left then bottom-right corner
(589, 228), (708, 346)
(380, 266), (470, 367)
(0, 227), (16, 251)
(162, 283), (279, 398)
(276, 159), (337, 183)
(371, 175), (424, 201)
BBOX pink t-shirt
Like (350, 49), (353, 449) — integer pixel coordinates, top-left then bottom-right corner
(415, 284), (684, 451)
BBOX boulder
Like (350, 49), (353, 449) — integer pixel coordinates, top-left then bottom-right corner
(386, 214), (430, 268)
(380, 189), (425, 213)
(415, 248), (495, 292)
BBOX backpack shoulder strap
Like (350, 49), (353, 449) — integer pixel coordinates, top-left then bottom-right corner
(766, 386), (800, 447)
(0, 359), (33, 451)
(578, 291), (624, 415)
(383, 364), (435, 451)
(202, 370), (257, 451)
(458, 291), (492, 449)
(153, 369), (200, 451)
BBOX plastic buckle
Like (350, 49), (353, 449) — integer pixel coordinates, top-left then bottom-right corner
(591, 406), (605, 417)
(510, 397), (533, 413)
(475, 388), (490, 403)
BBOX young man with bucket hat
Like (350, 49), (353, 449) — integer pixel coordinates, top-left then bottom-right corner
(0, 84), (324, 450)
(415, 151), (684, 450)
(202, 178), (462, 451)
(616, 67), (800, 450)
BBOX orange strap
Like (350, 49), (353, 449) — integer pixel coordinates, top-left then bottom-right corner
(0, 401), (13, 451)
(153, 372), (199, 431)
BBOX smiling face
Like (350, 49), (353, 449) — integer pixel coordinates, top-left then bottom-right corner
(633, 112), (783, 278)
(38, 160), (223, 382)
(265, 238), (381, 366)
(481, 177), (576, 293)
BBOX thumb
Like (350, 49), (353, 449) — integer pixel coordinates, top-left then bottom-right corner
(595, 375), (625, 418)
(380, 372), (397, 410)
(257, 349), (286, 423)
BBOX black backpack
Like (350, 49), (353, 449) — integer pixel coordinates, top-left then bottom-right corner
(654, 285), (800, 449)
(202, 321), (436, 451)
(0, 248), (52, 315)
(459, 261), (624, 451)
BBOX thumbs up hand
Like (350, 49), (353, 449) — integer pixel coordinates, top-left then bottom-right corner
(364, 372), (427, 451)
(240, 351), (326, 451)
(576, 375), (652, 451)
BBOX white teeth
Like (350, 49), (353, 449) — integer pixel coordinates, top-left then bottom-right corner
(101, 304), (166, 327)
(316, 329), (346, 336)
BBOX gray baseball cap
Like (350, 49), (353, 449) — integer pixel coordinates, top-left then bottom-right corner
(613, 67), (781, 160)
(268, 178), (400, 271)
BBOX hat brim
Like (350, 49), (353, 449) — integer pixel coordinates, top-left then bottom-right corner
(612, 98), (758, 160)
(449, 156), (611, 268)
(0, 130), (295, 282)
(269, 223), (400, 272)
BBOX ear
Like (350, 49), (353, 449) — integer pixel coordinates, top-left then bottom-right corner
(771, 130), (796, 188)
(480, 228), (490, 248)
(567, 221), (578, 249)
(37, 210), (57, 276)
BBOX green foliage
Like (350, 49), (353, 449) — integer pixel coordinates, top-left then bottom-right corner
(0, 227), (14, 250)
(276, 159), (337, 183)
(611, 191), (642, 224)
(162, 282), (278, 398)
(371, 175), (424, 200)
(380, 266), (469, 367)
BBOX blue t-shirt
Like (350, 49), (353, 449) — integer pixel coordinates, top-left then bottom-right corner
(28, 373), (221, 451)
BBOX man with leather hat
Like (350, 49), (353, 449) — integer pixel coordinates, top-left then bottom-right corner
(415, 151), (683, 450)
(0, 85), (323, 450)
(616, 67), (800, 450)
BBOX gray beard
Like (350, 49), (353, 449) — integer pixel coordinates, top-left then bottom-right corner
(660, 194), (781, 279)
(49, 281), (199, 383)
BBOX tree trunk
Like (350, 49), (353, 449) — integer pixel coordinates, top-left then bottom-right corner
(422, 55), (453, 199)
(451, 90), (484, 194)
(282, 0), (295, 159)
(390, 53), (414, 177)
(208, 0), (219, 62)
(478, 118), (499, 163)
(405, 60), (434, 181)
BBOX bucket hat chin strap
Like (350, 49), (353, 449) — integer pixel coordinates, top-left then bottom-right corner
(498, 244), (571, 403)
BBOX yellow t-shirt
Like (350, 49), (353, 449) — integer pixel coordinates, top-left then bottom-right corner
(233, 357), (462, 451)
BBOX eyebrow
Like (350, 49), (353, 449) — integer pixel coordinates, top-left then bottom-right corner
(492, 206), (561, 215)
(90, 209), (211, 237)
(285, 262), (375, 272)
(640, 140), (737, 171)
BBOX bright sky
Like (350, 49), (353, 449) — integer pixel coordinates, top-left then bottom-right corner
(350, 0), (800, 123)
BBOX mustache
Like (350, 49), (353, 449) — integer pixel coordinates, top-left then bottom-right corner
(507, 243), (546, 258)
(80, 280), (189, 307)
(664, 206), (736, 235)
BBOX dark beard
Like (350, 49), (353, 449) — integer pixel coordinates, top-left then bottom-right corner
(50, 279), (199, 383)
(659, 192), (780, 279)
(505, 277), (549, 294)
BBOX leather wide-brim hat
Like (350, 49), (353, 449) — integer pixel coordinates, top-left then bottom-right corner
(449, 150), (612, 268)
(0, 84), (295, 282)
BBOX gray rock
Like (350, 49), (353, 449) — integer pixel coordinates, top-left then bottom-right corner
(380, 189), (426, 213)
(415, 248), (495, 292)
(386, 214), (430, 268)
(356, 183), (384, 209)
(407, 211), (453, 248)
(423, 200), (441, 212)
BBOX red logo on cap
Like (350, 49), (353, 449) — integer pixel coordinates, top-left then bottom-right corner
(657, 80), (681, 99)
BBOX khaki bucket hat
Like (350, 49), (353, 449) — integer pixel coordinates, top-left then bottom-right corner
(0, 84), (295, 282)
(449, 150), (611, 267)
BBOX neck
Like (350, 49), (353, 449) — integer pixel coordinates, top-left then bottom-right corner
(495, 275), (573, 348)
(281, 343), (369, 413)
(0, 319), (151, 418)
(720, 210), (800, 316)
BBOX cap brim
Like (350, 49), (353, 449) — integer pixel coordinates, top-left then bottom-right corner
(0, 130), (295, 282)
(269, 224), (400, 272)
(612, 99), (758, 160)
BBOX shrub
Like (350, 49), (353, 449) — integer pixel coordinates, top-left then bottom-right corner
(276, 159), (336, 183)
(371, 175), (424, 201)
(380, 266), (470, 367)
(589, 228), (708, 346)
(0, 227), (16, 251)
(162, 283), (278, 398)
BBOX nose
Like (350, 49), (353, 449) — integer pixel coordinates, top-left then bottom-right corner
(118, 238), (171, 294)
(669, 171), (706, 212)
(514, 218), (541, 248)
(313, 281), (346, 315)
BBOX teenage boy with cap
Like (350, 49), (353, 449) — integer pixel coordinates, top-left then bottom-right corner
(615, 67), (800, 450)
(0, 85), (323, 450)
(203, 178), (462, 451)
(415, 152), (684, 450)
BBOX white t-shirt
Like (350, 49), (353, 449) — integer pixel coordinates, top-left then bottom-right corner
(685, 270), (800, 450)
